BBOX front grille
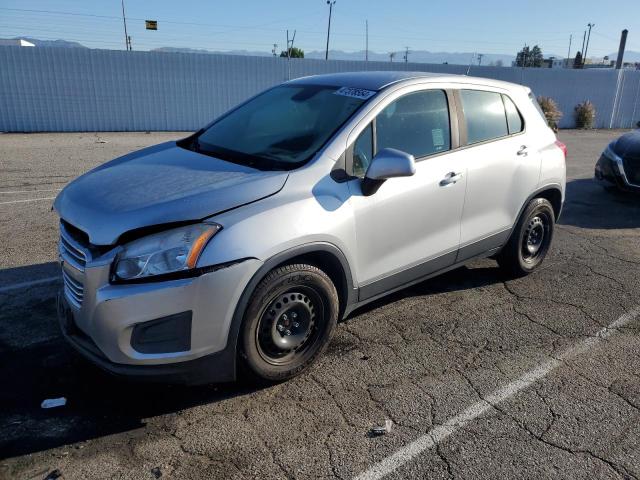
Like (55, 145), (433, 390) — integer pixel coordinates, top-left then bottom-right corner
(62, 268), (84, 309)
(622, 157), (640, 186)
(59, 223), (89, 271)
(59, 222), (91, 308)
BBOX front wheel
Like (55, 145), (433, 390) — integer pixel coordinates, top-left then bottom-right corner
(239, 264), (339, 382)
(497, 198), (555, 277)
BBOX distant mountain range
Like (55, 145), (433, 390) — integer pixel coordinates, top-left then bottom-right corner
(153, 46), (515, 65)
(3, 37), (640, 65)
(8, 37), (87, 49)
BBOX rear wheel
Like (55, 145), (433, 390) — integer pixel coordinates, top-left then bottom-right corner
(239, 264), (338, 382)
(497, 198), (555, 277)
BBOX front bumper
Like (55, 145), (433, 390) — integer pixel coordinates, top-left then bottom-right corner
(595, 152), (640, 193)
(58, 257), (261, 383)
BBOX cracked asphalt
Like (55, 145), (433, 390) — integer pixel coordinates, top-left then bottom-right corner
(1, 129), (640, 480)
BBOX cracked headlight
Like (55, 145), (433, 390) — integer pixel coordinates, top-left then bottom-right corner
(113, 223), (221, 281)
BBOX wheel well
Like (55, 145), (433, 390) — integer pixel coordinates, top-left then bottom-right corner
(274, 251), (349, 318)
(536, 188), (562, 220)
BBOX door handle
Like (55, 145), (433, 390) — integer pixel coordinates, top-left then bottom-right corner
(517, 145), (528, 156)
(440, 171), (463, 186)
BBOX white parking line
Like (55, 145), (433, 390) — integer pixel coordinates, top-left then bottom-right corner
(0, 276), (61, 294)
(0, 188), (62, 194)
(0, 197), (56, 206)
(355, 306), (640, 480)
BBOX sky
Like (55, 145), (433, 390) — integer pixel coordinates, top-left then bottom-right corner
(0, 0), (638, 58)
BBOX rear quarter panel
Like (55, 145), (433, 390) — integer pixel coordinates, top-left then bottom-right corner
(516, 88), (566, 200)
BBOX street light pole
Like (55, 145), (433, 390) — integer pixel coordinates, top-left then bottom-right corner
(121, 0), (130, 51)
(583, 23), (595, 65)
(325, 0), (336, 60)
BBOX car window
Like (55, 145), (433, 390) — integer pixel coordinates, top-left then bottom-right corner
(460, 90), (508, 144)
(376, 90), (451, 159)
(352, 123), (373, 177)
(502, 94), (524, 134)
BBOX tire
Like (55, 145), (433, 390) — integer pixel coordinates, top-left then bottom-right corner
(239, 264), (339, 382)
(497, 198), (555, 277)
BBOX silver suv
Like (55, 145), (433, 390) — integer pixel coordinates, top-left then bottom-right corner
(55, 72), (567, 384)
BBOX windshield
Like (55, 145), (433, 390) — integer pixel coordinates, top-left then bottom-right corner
(191, 85), (373, 170)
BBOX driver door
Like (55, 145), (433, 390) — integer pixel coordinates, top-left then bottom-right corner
(346, 88), (467, 300)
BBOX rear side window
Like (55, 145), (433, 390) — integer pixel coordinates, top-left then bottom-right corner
(460, 90), (508, 144)
(376, 90), (451, 158)
(529, 92), (547, 122)
(502, 95), (524, 134)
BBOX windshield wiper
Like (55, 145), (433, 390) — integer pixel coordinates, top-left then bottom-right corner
(191, 140), (290, 171)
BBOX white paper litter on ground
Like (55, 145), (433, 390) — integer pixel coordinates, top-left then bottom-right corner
(41, 397), (67, 409)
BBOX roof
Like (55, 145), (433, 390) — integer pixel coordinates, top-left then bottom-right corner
(287, 70), (523, 92)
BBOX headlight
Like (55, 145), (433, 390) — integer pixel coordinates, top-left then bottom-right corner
(113, 223), (221, 281)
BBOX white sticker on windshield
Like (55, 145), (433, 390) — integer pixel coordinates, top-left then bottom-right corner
(334, 87), (376, 100)
(432, 128), (445, 147)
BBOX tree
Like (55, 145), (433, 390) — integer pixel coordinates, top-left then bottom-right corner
(530, 45), (543, 67)
(280, 47), (304, 58)
(515, 45), (544, 68)
(573, 51), (583, 69)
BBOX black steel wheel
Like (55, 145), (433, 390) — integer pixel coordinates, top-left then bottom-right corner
(240, 264), (338, 382)
(497, 198), (555, 277)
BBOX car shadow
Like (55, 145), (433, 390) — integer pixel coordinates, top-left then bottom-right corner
(559, 178), (640, 229)
(344, 261), (502, 320)
(0, 262), (61, 289)
(0, 259), (504, 460)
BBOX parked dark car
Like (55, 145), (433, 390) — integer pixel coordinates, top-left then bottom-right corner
(595, 130), (640, 193)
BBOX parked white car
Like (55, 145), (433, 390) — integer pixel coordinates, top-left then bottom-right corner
(55, 72), (567, 384)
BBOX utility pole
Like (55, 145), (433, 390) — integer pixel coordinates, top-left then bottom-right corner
(389, 51), (395, 63)
(365, 20), (368, 61)
(583, 23), (595, 66)
(477, 53), (484, 66)
(615, 29), (628, 69)
(566, 34), (572, 68)
(285, 30), (296, 80)
(325, 0), (336, 60)
(580, 30), (586, 66)
(121, 0), (130, 51)
(403, 46), (410, 63)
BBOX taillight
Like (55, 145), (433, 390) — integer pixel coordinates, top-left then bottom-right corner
(555, 140), (567, 158)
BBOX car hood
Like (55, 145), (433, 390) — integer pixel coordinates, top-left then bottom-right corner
(612, 130), (640, 161)
(54, 141), (288, 245)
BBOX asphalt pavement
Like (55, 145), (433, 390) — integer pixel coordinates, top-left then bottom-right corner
(1, 130), (639, 480)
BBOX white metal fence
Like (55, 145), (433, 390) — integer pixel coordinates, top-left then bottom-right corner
(1, 46), (639, 132)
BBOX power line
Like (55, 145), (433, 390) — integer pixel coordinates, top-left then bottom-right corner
(0, 7), (584, 46)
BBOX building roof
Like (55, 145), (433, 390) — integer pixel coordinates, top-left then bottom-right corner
(0, 38), (35, 47)
(287, 70), (522, 92)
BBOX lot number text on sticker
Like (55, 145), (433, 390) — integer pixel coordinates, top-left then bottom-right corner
(333, 87), (376, 100)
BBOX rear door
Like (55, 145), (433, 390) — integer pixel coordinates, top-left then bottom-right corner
(346, 88), (468, 300)
(455, 88), (541, 261)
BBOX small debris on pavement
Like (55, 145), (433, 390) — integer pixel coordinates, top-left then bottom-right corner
(360, 355), (369, 360)
(44, 469), (62, 480)
(151, 466), (162, 478)
(369, 419), (393, 437)
(41, 398), (66, 409)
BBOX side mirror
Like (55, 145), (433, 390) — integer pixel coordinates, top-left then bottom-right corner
(362, 148), (416, 196)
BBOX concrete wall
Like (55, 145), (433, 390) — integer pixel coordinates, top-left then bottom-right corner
(1, 46), (639, 132)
